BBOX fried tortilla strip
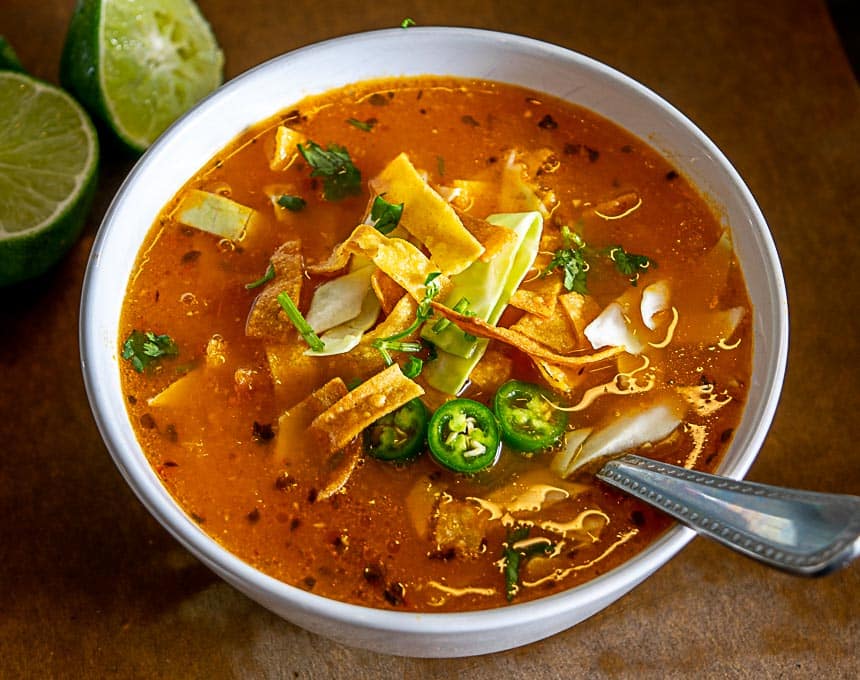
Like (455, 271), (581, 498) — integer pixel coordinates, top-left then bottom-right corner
(275, 377), (363, 500)
(305, 240), (351, 275)
(370, 153), (484, 275)
(343, 225), (452, 302)
(559, 291), (602, 339)
(467, 348), (513, 395)
(361, 294), (419, 344)
(276, 377), (349, 465)
(509, 275), (562, 319)
(266, 342), (326, 407)
(454, 208), (517, 262)
(430, 301), (623, 368)
(370, 269), (405, 315)
(317, 438), (363, 500)
(308, 363), (425, 457)
(246, 240), (304, 340)
(533, 359), (589, 394)
(510, 310), (578, 354)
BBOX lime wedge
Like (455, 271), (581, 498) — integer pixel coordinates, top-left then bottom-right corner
(0, 71), (99, 287)
(60, 0), (224, 153)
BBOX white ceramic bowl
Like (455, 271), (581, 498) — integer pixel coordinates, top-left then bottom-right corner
(80, 28), (788, 657)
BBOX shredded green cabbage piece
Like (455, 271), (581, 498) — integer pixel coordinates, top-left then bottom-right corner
(422, 211), (542, 394)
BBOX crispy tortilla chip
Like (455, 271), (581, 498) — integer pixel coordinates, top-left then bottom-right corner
(370, 153), (484, 274)
(559, 291), (602, 339)
(327, 344), (388, 381)
(246, 240), (304, 340)
(308, 364), (425, 457)
(267, 337), (389, 410)
(317, 438), (363, 500)
(371, 269), (405, 315)
(509, 275), (562, 318)
(436, 179), (491, 214)
(454, 208), (517, 262)
(430, 301), (622, 368)
(276, 377), (349, 464)
(305, 239), (351, 275)
(533, 359), (588, 394)
(343, 225), (452, 302)
(510, 310), (578, 354)
(269, 125), (307, 171)
(275, 378), (363, 500)
(466, 348), (513, 395)
(361, 294), (418, 344)
(266, 341), (325, 408)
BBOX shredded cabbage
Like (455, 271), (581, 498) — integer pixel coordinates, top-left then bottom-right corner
(422, 212), (542, 394)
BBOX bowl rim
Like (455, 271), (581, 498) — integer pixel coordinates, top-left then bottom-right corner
(80, 25), (789, 641)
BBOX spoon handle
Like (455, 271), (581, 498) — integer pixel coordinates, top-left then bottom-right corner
(597, 454), (860, 576)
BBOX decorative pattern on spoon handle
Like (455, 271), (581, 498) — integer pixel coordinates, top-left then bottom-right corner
(597, 454), (860, 576)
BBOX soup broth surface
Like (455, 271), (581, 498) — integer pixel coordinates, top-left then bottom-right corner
(120, 76), (752, 612)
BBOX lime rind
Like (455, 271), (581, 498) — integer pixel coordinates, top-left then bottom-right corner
(99, 0), (224, 151)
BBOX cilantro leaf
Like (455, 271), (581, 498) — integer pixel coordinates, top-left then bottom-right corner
(276, 194), (306, 212)
(369, 194), (404, 235)
(346, 117), (375, 132)
(122, 330), (179, 372)
(276, 292), (325, 352)
(607, 246), (656, 285)
(502, 525), (554, 602)
(542, 225), (589, 294)
(297, 140), (362, 201)
(372, 272), (442, 364)
(400, 17), (416, 28)
(402, 356), (424, 378)
(245, 261), (276, 290)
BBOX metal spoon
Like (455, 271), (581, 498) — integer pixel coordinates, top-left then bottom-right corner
(597, 454), (860, 576)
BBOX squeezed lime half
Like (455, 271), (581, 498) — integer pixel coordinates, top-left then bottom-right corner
(0, 71), (99, 287)
(61, 0), (224, 153)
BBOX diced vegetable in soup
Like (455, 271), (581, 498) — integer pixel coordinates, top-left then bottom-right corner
(119, 77), (752, 612)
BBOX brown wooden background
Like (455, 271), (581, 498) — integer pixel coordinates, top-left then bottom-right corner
(0, 1), (857, 677)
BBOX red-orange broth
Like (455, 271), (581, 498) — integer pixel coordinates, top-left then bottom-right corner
(119, 77), (752, 612)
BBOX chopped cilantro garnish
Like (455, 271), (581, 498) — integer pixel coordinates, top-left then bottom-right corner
(502, 525), (554, 602)
(542, 225), (589, 293)
(436, 155), (445, 177)
(607, 246), (656, 285)
(276, 194), (306, 212)
(543, 226), (655, 290)
(432, 296), (472, 333)
(402, 356), (424, 378)
(372, 272), (442, 365)
(297, 140), (361, 201)
(276, 291), (325, 352)
(369, 194), (404, 235)
(346, 117), (375, 132)
(245, 261), (276, 290)
(122, 330), (179, 372)
(400, 17), (416, 28)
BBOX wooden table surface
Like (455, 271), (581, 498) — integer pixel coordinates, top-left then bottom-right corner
(1, 1), (857, 677)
